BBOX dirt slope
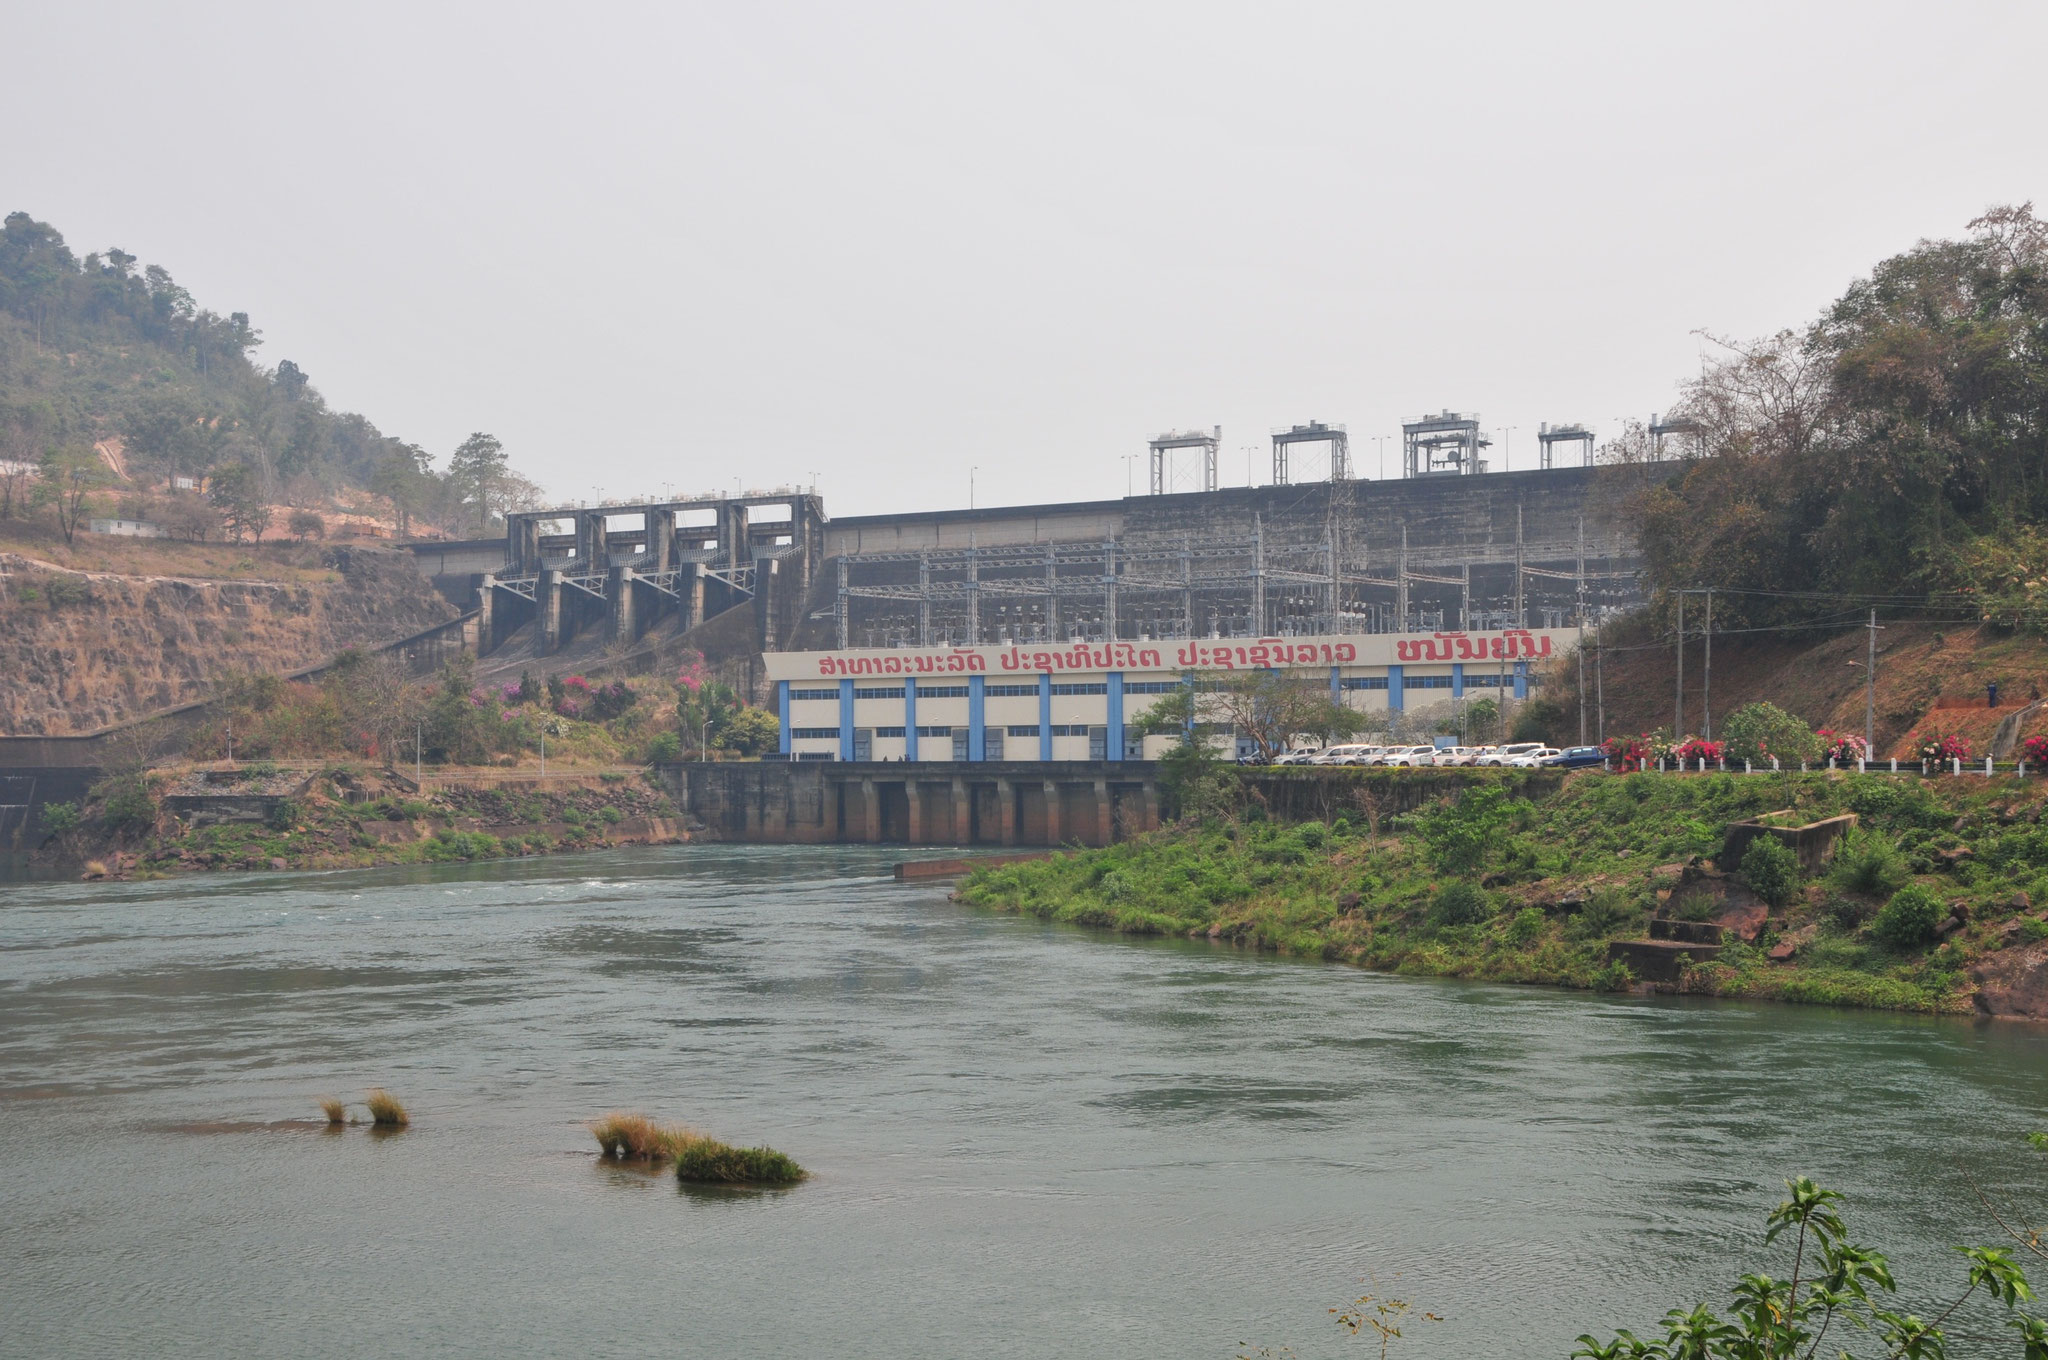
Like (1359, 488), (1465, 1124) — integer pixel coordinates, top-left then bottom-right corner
(1552, 618), (2048, 757)
(0, 544), (456, 735)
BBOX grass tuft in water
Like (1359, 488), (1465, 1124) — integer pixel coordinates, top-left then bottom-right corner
(318, 1097), (347, 1125)
(591, 1111), (671, 1160)
(673, 1137), (807, 1186)
(589, 1111), (806, 1184)
(364, 1089), (409, 1126)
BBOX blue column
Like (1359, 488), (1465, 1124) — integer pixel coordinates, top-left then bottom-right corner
(968, 675), (986, 761)
(1039, 673), (1053, 761)
(1452, 663), (1464, 699)
(904, 677), (918, 762)
(839, 678), (855, 762)
(1387, 665), (1404, 712)
(777, 681), (791, 756)
(1513, 661), (1528, 700)
(1330, 665), (1341, 701)
(1106, 672), (1124, 762)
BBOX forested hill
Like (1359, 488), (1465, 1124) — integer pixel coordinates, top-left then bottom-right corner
(0, 211), (526, 536)
(1619, 203), (2048, 637)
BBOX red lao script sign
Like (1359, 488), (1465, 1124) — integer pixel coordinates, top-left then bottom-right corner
(804, 630), (1554, 678)
(1394, 630), (1551, 662)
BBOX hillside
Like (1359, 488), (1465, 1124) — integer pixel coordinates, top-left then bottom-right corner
(0, 517), (455, 736)
(1538, 617), (2048, 761)
(0, 210), (535, 540)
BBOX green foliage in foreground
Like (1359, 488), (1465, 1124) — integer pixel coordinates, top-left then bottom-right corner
(1573, 1174), (2044, 1360)
(958, 771), (2048, 1013)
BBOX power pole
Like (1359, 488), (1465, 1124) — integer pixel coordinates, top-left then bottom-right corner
(1865, 608), (1881, 752)
(1702, 587), (1713, 741)
(1595, 612), (1606, 743)
(1674, 590), (1685, 738)
(1575, 516), (1586, 745)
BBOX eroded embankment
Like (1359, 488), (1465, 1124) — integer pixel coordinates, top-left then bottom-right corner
(43, 767), (688, 878)
(0, 546), (456, 736)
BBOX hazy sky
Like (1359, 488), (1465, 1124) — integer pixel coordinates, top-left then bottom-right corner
(12, 1), (2046, 515)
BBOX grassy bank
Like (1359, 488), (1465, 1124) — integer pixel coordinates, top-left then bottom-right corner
(957, 770), (2048, 1015)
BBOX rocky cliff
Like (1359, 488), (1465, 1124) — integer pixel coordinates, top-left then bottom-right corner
(0, 546), (458, 736)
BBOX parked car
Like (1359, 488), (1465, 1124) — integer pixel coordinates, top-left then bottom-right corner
(1311, 744), (1374, 765)
(1339, 746), (1389, 765)
(1475, 742), (1546, 766)
(1275, 748), (1321, 765)
(1429, 746), (1477, 767)
(1543, 745), (1606, 769)
(1376, 745), (1440, 767)
(1503, 747), (1562, 768)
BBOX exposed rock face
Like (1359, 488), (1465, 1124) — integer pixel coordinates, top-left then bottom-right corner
(0, 547), (456, 735)
(1972, 942), (2048, 1020)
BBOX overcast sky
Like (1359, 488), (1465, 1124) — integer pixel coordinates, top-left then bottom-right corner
(11, 1), (2046, 515)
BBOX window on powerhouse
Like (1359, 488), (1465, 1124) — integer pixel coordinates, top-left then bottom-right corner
(1050, 683), (1107, 695)
(788, 688), (838, 701)
(789, 727), (839, 739)
(916, 685), (970, 697)
(915, 726), (953, 737)
(1339, 677), (1388, 691)
(985, 684), (1037, 696)
(1123, 681), (1183, 693)
(1403, 675), (1454, 689)
(853, 686), (906, 699)
(1004, 724), (1096, 737)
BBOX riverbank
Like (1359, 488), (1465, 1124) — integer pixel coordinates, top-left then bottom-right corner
(955, 769), (2048, 1018)
(32, 764), (689, 879)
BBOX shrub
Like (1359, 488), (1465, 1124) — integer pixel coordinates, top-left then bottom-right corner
(646, 731), (682, 763)
(1567, 887), (1643, 941)
(1506, 906), (1545, 944)
(1872, 884), (1944, 949)
(267, 798), (300, 831)
(1416, 784), (1516, 873)
(1827, 896), (1878, 930)
(97, 775), (158, 831)
(1740, 835), (1800, 909)
(2018, 918), (2048, 944)
(40, 801), (81, 835)
(1431, 880), (1490, 926)
(597, 806), (623, 825)
(318, 1097), (346, 1125)
(1719, 702), (1819, 768)
(1828, 829), (1909, 898)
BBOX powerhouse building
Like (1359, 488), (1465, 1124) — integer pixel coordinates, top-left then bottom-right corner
(764, 626), (1576, 762)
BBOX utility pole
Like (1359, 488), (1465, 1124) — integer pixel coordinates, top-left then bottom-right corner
(1594, 611), (1606, 743)
(415, 720), (422, 783)
(1575, 516), (1586, 745)
(1674, 590), (1685, 738)
(1702, 587), (1713, 741)
(1865, 608), (1881, 752)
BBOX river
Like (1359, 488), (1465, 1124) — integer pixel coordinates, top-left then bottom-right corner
(2, 846), (2043, 1357)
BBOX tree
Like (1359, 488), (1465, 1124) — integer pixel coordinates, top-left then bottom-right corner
(447, 432), (509, 534)
(1131, 670), (1375, 761)
(208, 463), (272, 542)
(1719, 702), (1820, 768)
(1, 399), (63, 518)
(287, 508), (325, 543)
(33, 444), (109, 544)
(369, 442), (434, 538)
(120, 393), (221, 487)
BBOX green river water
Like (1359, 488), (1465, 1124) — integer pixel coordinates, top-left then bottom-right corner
(1, 845), (2042, 1357)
